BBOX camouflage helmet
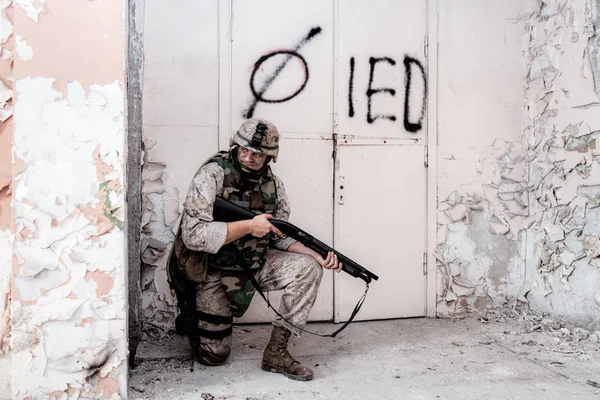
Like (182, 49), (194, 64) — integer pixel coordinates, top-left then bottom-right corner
(230, 118), (280, 162)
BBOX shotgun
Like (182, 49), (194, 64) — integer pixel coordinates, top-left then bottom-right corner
(213, 196), (379, 284)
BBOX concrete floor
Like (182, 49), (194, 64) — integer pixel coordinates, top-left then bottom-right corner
(130, 313), (600, 400)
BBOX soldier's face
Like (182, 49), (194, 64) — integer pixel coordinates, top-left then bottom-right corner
(238, 146), (267, 170)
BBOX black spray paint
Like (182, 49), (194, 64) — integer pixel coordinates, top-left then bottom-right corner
(348, 55), (427, 133)
(366, 57), (397, 124)
(245, 27), (322, 118)
(403, 56), (427, 133)
(244, 27), (428, 133)
(348, 57), (355, 118)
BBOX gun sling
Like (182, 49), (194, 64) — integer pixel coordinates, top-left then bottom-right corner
(215, 196), (377, 337)
(231, 245), (369, 338)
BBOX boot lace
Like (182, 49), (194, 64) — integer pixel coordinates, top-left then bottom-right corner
(278, 329), (291, 354)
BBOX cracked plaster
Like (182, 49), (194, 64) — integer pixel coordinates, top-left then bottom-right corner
(139, 141), (180, 337)
(8, 77), (127, 399)
(436, 0), (600, 327)
(521, 0), (600, 330)
(435, 0), (600, 329)
(0, 0), (129, 397)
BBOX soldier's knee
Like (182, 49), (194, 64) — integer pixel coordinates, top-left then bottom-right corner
(302, 255), (323, 282)
(197, 348), (230, 366)
(190, 337), (231, 366)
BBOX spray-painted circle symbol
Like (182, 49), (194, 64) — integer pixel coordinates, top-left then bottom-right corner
(250, 50), (309, 103)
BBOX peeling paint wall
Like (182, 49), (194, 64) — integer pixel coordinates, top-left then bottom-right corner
(140, 0), (219, 337)
(2, 0), (128, 398)
(435, 0), (600, 330)
(0, 1), (14, 397)
(522, 0), (600, 331)
(435, 0), (529, 315)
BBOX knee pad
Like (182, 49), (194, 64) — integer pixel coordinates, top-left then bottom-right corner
(189, 337), (231, 366)
(187, 310), (233, 366)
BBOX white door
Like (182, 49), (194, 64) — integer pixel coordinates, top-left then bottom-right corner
(334, 144), (427, 320)
(334, 0), (428, 321)
(220, 0), (428, 323)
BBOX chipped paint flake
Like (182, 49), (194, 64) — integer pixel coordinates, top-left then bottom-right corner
(15, 35), (32, 61)
(139, 133), (184, 335)
(0, 229), (12, 361)
(0, 0), (13, 46)
(521, 0), (600, 326)
(14, 0), (44, 23)
(0, 78), (12, 123)
(14, 78), (125, 222)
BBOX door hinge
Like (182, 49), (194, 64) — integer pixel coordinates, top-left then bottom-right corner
(422, 253), (428, 275)
(332, 134), (337, 159)
(424, 36), (428, 58)
(424, 145), (429, 168)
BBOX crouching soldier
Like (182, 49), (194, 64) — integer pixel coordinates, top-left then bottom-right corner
(167, 118), (342, 381)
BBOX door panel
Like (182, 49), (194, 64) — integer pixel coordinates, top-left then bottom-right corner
(334, 143), (426, 321)
(333, 0), (428, 321)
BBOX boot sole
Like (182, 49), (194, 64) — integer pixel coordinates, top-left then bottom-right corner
(261, 362), (314, 381)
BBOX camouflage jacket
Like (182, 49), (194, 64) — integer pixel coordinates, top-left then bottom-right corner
(171, 151), (296, 316)
(205, 151), (277, 270)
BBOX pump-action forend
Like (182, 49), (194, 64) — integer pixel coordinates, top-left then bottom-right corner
(213, 196), (379, 284)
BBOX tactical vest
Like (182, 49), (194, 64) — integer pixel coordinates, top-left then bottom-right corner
(206, 151), (278, 272)
(170, 150), (279, 318)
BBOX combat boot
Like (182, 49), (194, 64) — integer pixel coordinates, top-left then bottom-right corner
(261, 326), (313, 381)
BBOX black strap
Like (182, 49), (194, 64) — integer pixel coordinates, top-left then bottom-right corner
(232, 248), (368, 338)
(169, 251), (234, 339)
(251, 122), (267, 148)
(196, 310), (233, 325)
(192, 326), (233, 340)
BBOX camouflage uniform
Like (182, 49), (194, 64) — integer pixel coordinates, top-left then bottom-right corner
(170, 146), (323, 365)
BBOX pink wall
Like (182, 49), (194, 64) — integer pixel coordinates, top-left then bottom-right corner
(2, 0), (129, 398)
(0, 5), (12, 230)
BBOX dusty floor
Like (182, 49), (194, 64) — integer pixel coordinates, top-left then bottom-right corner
(130, 310), (600, 400)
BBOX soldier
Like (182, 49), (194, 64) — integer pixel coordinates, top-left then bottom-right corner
(167, 118), (342, 381)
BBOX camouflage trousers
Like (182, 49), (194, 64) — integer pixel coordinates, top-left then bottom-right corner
(192, 249), (323, 364)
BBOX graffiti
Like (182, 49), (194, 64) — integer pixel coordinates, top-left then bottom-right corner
(366, 57), (397, 124)
(250, 51), (309, 105)
(349, 55), (427, 132)
(348, 57), (356, 118)
(245, 27), (322, 118)
(244, 27), (427, 133)
(403, 56), (427, 133)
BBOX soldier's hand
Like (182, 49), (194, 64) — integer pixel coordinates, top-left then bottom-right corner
(316, 251), (343, 273)
(249, 214), (284, 238)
